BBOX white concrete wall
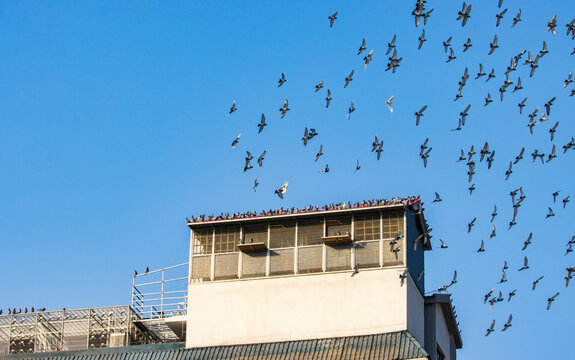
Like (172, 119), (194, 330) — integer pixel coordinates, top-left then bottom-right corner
(435, 304), (451, 360)
(406, 275), (425, 347)
(186, 267), (408, 348)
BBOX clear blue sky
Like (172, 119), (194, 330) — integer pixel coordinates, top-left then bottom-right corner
(0, 1), (574, 358)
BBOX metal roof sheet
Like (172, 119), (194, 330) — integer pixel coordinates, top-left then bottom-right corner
(0, 331), (428, 360)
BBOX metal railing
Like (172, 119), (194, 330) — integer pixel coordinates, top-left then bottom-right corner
(131, 263), (189, 320)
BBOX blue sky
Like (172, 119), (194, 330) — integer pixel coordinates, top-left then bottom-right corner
(1, 1), (574, 358)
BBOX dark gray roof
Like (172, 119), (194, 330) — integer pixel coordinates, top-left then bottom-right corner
(1, 331), (429, 360)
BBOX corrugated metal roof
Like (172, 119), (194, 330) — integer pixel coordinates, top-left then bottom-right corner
(0, 331), (428, 360)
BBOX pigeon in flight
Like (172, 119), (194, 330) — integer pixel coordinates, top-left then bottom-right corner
(502, 314), (512, 331)
(274, 180), (289, 199)
(547, 292), (559, 310)
(277, 73), (286, 87)
(443, 36), (452, 52)
(418, 29), (426, 49)
(385, 96), (394, 112)
(522, 233), (532, 250)
(315, 80), (324, 92)
(257, 114), (267, 133)
(457, 2), (472, 27)
(252, 177), (259, 192)
(532, 276), (544, 290)
(279, 99), (290, 118)
(415, 105), (427, 125)
(229, 100), (237, 115)
(512, 9), (521, 27)
(325, 89), (332, 108)
(344, 70), (354, 88)
(433, 192), (442, 203)
(547, 14), (557, 35)
(354, 160), (361, 173)
(347, 101), (355, 119)
(257, 151), (266, 167)
(364, 50), (374, 68)
(463, 38), (472, 52)
(328, 12), (338, 27)
(489, 35), (499, 55)
(518, 256), (529, 271)
(315, 145), (323, 162)
(387, 35), (396, 55)
(496, 8), (507, 26)
(485, 320), (495, 336)
(231, 133), (241, 148)
(357, 38), (366, 55)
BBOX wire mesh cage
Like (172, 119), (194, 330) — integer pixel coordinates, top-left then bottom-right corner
(326, 244), (352, 271)
(383, 239), (404, 266)
(297, 245), (323, 274)
(0, 306), (143, 355)
(242, 252), (267, 278)
(214, 253), (239, 281)
(355, 240), (381, 268)
(269, 248), (294, 276)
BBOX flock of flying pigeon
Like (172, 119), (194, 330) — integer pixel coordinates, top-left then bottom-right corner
(221, 0), (575, 340)
(408, 0), (575, 339)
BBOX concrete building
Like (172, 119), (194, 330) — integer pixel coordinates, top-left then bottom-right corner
(0, 196), (462, 360)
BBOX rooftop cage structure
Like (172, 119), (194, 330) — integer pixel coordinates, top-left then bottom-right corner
(0, 306), (155, 356)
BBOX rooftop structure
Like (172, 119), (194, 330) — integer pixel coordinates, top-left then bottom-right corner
(185, 196), (461, 359)
(0, 195), (462, 360)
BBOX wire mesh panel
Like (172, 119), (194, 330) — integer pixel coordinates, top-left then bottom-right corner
(9, 314), (35, 354)
(269, 249), (294, 276)
(62, 310), (90, 351)
(298, 218), (324, 246)
(269, 220), (296, 249)
(35, 313), (63, 353)
(297, 245), (323, 273)
(242, 252), (267, 278)
(214, 253), (239, 280)
(383, 239), (404, 266)
(354, 211), (381, 241)
(0, 316), (10, 355)
(191, 255), (212, 282)
(381, 210), (404, 239)
(243, 222), (268, 244)
(326, 244), (352, 271)
(355, 240), (380, 268)
(326, 215), (351, 237)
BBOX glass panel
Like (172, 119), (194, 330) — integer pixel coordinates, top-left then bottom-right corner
(214, 225), (240, 253)
(269, 220), (296, 249)
(243, 223), (268, 244)
(381, 210), (404, 239)
(326, 215), (351, 237)
(354, 212), (380, 241)
(192, 227), (212, 255)
(298, 218), (324, 246)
